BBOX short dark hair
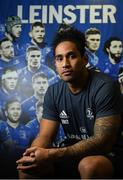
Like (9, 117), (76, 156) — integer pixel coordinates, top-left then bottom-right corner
(52, 25), (86, 57)
(2, 67), (17, 75)
(32, 72), (48, 83)
(26, 45), (40, 54)
(103, 37), (122, 54)
(85, 28), (101, 38)
(0, 38), (11, 48)
(4, 98), (21, 111)
(31, 22), (45, 31)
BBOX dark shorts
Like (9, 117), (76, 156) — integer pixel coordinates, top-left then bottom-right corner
(20, 138), (123, 179)
(54, 159), (80, 179)
(106, 147), (123, 178)
(58, 139), (123, 179)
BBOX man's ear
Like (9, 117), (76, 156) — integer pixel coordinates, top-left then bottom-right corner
(29, 32), (32, 38)
(26, 53), (28, 61)
(106, 48), (109, 53)
(0, 49), (2, 56)
(4, 110), (8, 117)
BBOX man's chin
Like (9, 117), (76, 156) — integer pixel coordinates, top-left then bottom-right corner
(61, 76), (73, 83)
(37, 40), (43, 44)
(114, 57), (122, 63)
(10, 88), (15, 91)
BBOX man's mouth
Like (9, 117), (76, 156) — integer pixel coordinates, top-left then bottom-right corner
(62, 70), (72, 75)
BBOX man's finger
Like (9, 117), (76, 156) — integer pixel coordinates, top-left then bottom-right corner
(16, 156), (35, 164)
(23, 146), (37, 156)
(17, 163), (37, 170)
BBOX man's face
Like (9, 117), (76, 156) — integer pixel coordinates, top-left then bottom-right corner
(27, 50), (41, 69)
(33, 76), (48, 97)
(107, 40), (123, 63)
(1, 40), (14, 59)
(30, 26), (45, 44)
(55, 41), (87, 82)
(11, 24), (22, 38)
(3, 71), (18, 91)
(6, 101), (21, 123)
(86, 34), (101, 52)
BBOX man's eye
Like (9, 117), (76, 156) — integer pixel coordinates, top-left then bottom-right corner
(31, 55), (35, 58)
(55, 56), (63, 62)
(69, 54), (76, 59)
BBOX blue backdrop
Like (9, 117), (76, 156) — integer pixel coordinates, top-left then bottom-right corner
(0, 0), (123, 178)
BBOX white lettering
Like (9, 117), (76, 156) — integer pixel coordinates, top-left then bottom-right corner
(49, 5), (62, 23)
(103, 5), (116, 23)
(17, 5), (28, 23)
(76, 5), (89, 23)
(90, 5), (102, 23)
(29, 5), (41, 23)
(42, 5), (48, 24)
(17, 4), (117, 24)
(64, 5), (76, 24)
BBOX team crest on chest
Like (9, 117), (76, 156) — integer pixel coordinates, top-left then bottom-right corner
(86, 108), (94, 120)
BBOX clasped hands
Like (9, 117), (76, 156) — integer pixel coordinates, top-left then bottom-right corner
(16, 146), (50, 171)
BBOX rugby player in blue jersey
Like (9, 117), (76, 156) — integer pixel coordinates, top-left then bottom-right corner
(17, 25), (122, 179)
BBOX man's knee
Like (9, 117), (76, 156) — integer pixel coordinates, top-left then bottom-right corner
(78, 156), (97, 177)
(78, 155), (114, 179)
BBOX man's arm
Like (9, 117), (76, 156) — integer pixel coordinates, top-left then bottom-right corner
(48, 115), (121, 161)
(16, 114), (121, 170)
(31, 118), (59, 148)
(16, 119), (59, 167)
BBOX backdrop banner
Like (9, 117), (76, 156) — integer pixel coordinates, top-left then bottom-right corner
(0, 0), (123, 178)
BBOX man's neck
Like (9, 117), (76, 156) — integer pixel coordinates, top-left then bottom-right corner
(28, 65), (40, 72)
(68, 69), (89, 94)
(7, 119), (19, 128)
(31, 39), (43, 48)
(86, 47), (96, 54)
(34, 93), (44, 101)
(1, 56), (12, 62)
(5, 32), (14, 41)
(109, 56), (116, 65)
(2, 86), (13, 95)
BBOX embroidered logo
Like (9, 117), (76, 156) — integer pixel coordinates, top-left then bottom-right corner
(86, 108), (94, 120)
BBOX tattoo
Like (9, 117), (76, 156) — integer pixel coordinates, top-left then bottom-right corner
(47, 115), (121, 162)
(65, 115), (121, 160)
(48, 147), (68, 162)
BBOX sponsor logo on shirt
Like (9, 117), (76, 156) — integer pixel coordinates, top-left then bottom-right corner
(59, 110), (69, 124)
(60, 110), (68, 119)
(29, 106), (35, 111)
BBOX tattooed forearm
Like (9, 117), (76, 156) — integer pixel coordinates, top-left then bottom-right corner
(66, 115), (121, 160)
(48, 115), (121, 162)
(94, 115), (120, 145)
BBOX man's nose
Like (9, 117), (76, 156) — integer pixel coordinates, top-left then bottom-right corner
(62, 58), (70, 68)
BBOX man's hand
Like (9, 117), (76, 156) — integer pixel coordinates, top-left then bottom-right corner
(23, 146), (38, 157)
(16, 146), (50, 171)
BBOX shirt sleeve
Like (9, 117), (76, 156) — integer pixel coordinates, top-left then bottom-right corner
(42, 86), (60, 121)
(94, 81), (122, 119)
